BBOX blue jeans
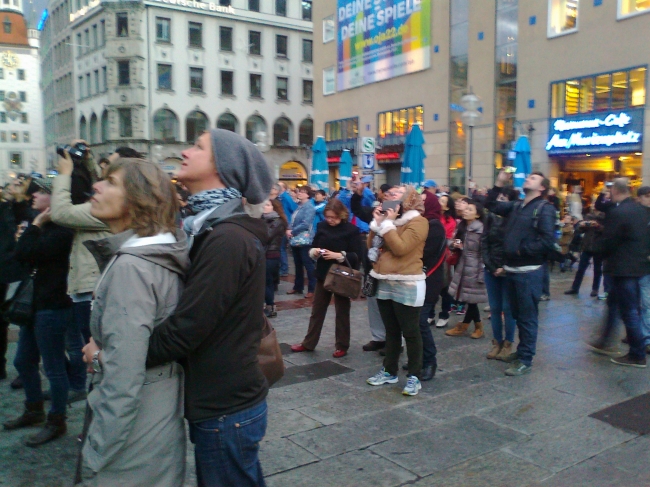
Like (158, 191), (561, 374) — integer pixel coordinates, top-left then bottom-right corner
(571, 252), (604, 293)
(506, 267), (543, 367)
(14, 308), (73, 414)
(600, 277), (646, 360)
(484, 270), (516, 343)
(68, 301), (89, 390)
(279, 236), (289, 275)
(291, 245), (315, 293)
(418, 302), (438, 368)
(265, 258), (280, 306)
(190, 400), (267, 487)
(640, 275), (650, 346)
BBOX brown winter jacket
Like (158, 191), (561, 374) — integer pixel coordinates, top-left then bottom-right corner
(367, 210), (429, 280)
(448, 219), (488, 304)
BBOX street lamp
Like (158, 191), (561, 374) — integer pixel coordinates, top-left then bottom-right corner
(460, 90), (482, 195)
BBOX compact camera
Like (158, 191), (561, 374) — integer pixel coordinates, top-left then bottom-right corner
(56, 142), (89, 163)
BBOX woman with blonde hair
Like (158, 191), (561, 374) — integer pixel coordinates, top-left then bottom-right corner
(365, 186), (429, 396)
(81, 158), (188, 486)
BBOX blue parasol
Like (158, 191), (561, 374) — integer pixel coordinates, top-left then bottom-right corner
(339, 150), (353, 184)
(310, 137), (329, 190)
(513, 135), (531, 190)
(400, 124), (426, 187)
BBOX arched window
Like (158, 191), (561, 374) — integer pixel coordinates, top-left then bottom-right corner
(89, 113), (98, 144)
(273, 117), (293, 146)
(101, 110), (109, 142)
(186, 110), (209, 143)
(217, 112), (238, 133)
(299, 118), (314, 147)
(245, 115), (267, 143)
(153, 108), (179, 142)
(79, 115), (87, 141)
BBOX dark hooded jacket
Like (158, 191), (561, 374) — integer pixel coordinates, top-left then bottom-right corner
(263, 211), (286, 257)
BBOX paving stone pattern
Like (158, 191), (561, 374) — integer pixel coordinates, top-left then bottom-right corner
(1, 268), (649, 486)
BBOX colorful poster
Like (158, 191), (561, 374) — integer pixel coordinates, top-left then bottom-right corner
(337, 0), (431, 91)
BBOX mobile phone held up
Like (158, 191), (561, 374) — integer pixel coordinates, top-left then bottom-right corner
(504, 166), (516, 174)
(380, 200), (401, 214)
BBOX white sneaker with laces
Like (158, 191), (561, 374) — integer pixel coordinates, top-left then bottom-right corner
(435, 318), (449, 328)
(402, 375), (422, 396)
(366, 368), (399, 386)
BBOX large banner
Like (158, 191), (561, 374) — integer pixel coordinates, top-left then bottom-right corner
(337, 0), (431, 91)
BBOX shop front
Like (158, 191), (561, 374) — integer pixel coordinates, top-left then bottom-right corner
(546, 107), (644, 199)
(279, 160), (308, 188)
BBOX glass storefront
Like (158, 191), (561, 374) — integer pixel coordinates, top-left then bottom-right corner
(279, 161), (308, 188)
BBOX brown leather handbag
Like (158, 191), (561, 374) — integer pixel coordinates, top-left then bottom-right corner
(258, 316), (285, 387)
(323, 256), (363, 300)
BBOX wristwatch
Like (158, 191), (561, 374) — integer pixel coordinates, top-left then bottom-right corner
(92, 350), (102, 373)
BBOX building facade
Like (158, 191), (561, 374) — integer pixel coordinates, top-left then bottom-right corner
(314, 0), (649, 197)
(1, 0), (46, 183)
(40, 0), (314, 184)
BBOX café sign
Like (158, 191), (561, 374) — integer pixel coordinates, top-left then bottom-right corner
(546, 108), (643, 156)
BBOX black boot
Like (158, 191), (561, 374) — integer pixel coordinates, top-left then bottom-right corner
(3, 401), (46, 430)
(420, 364), (437, 381)
(10, 376), (23, 389)
(24, 413), (67, 447)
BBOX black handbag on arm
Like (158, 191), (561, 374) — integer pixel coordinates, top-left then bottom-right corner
(2, 273), (35, 327)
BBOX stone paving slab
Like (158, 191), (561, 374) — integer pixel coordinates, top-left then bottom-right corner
(259, 438), (319, 476)
(528, 456), (644, 487)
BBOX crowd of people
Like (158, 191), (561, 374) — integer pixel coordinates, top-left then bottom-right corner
(0, 129), (649, 486)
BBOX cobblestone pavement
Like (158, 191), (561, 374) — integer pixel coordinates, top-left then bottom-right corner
(2, 267), (650, 487)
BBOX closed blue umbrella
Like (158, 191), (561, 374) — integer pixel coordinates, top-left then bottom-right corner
(339, 150), (353, 184)
(310, 136), (329, 190)
(400, 124), (426, 187)
(513, 135), (532, 190)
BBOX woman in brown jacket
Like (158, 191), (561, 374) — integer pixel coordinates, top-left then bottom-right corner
(446, 200), (488, 339)
(365, 187), (429, 397)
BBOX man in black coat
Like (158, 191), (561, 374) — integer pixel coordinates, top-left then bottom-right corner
(590, 178), (650, 367)
(486, 170), (556, 376)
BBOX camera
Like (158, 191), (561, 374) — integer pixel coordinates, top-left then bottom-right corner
(56, 142), (89, 163)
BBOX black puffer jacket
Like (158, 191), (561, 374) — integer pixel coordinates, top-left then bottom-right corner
(481, 211), (507, 274)
(263, 211), (286, 258)
(311, 220), (361, 281)
(422, 218), (446, 303)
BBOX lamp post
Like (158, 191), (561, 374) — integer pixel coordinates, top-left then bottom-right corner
(460, 90), (482, 195)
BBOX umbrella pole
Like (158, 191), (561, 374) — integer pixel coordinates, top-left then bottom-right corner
(467, 125), (474, 196)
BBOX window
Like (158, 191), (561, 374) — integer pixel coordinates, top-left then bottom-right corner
(323, 67), (335, 95)
(79, 116), (87, 140)
(219, 0), (230, 5)
(17, 69), (25, 80)
(245, 115), (266, 142)
(89, 114), (97, 143)
(116, 12), (128, 37)
(118, 108), (132, 137)
(23, 132), (29, 143)
(10, 152), (22, 169)
(102, 66), (107, 92)
(302, 39), (312, 63)
(299, 118), (313, 146)
(190, 67), (204, 92)
(550, 66), (647, 117)
(10, 132), (18, 142)
(249, 31), (261, 55)
(0, 132), (5, 142)
(86, 73), (91, 96)
(323, 15), (335, 43)
(189, 22), (202, 47)
(250, 73), (262, 97)
(302, 79), (313, 103)
(78, 75), (84, 98)
(325, 117), (358, 142)
(94, 70), (99, 94)
(548, 0), (579, 37)
(3, 16), (11, 34)
(18, 91), (26, 102)
(118, 60), (130, 85)
(276, 77), (288, 100)
(0, 91), (4, 101)
(156, 17), (171, 42)
(221, 70), (234, 95)
(158, 63), (172, 90)
(276, 35), (288, 57)
(302, 0), (312, 20)
(220, 26), (233, 51)
(101, 110), (109, 142)
(186, 110), (209, 143)
(76, 33), (82, 56)
(92, 25), (97, 49)
(217, 112), (238, 132)
(153, 108), (179, 141)
(84, 29), (89, 53)
(248, 0), (259, 11)
(276, 0), (286, 16)
(377, 106), (423, 138)
(0, 68), (3, 79)
(21, 113), (28, 123)
(273, 117), (293, 146)
(0, 112), (5, 123)
(100, 20), (105, 46)
(619, 0), (650, 18)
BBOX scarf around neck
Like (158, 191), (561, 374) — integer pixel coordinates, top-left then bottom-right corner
(188, 188), (242, 213)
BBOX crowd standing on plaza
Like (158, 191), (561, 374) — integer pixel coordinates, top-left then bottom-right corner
(0, 129), (649, 486)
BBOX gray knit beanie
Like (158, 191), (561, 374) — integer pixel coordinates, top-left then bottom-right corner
(209, 128), (273, 205)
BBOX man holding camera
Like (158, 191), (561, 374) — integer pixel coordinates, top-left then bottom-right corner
(486, 170), (556, 376)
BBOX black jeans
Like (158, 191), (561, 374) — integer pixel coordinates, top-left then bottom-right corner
(0, 284), (7, 375)
(439, 287), (452, 320)
(265, 258), (280, 306)
(377, 299), (422, 377)
(462, 303), (481, 324)
(418, 302), (438, 368)
(571, 252), (604, 292)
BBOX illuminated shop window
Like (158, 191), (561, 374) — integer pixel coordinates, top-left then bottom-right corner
(619, 0), (650, 18)
(324, 117), (358, 142)
(548, 0), (579, 37)
(378, 106), (423, 138)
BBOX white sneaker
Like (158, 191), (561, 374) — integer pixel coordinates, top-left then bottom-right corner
(483, 305), (491, 312)
(427, 317), (434, 324)
(402, 375), (422, 396)
(435, 318), (449, 328)
(366, 368), (399, 386)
